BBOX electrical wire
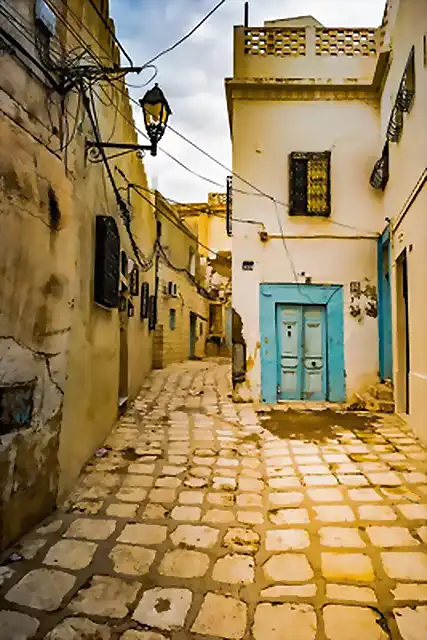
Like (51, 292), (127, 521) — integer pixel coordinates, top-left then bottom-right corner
(87, 0), (134, 67)
(140, 0), (227, 68)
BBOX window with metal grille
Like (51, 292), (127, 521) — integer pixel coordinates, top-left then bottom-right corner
(169, 309), (176, 330)
(94, 216), (120, 309)
(289, 152), (331, 216)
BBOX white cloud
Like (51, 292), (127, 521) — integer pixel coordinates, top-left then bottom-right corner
(110, 0), (386, 203)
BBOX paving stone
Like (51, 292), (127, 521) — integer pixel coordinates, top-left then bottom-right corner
(321, 553), (375, 582)
(141, 504), (169, 520)
(123, 474), (154, 488)
(357, 505), (397, 521)
(269, 477), (301, 488)
(106, 503), (138, 518)
(171, 525), (219, 549)
(45, 617), (112, 639)
(36, 520), (63, 536)
(149, 488), (176, 503)
(367, 526), (419, 547)
(323, 605), (388, 640)
(392, 584), (427, 600)
(237, 510), (264, 524)
(64, 518), (116, 540)
(207, 492), (234, 506)
(178, 490), (204, 504)
(253, 603), (316, 640)
(0, 567), (14, 587)
(0, 611), (39, 639)
(223, 528), (260, 553)
(319, 527), (366, 548)
(394, 607), (427, 640)
(336, 475), (369, 486)
(171, 506), (201, 521)
(118, 523), (167, 545)
(304, 475), (338, 486)
(261, 585), (317, 598)
(184, 476), (207, 488)
(6, 569), (75, 611)
(109, 544), (156, 575)
(13, 537), (47, 560)
(212, 476), (237, 490)
(238, 477), (264, 492)
(133, 587), (192, 631)
(237, 492), (263, 507)
(366, 472), (401, 486)
(397, 503), (427, 520)
(326, 584), (377, 603)
(213, 553), (255, 584)
(70, 575), (140, 618)
(120, 632), (168, 640)
(263, 554), (314, 582)
(43, 539), (97, 570)
(266, 529), (310, 551)
(314, 505), (355, 522)
(158, 548), (210, 578)
(191, 593), (247, 639)
(155, 477), (181, 489)
(203, 508), (234, 523)
(269, 508), (309, 525)
(347, 488), (382, 502)
(307, 488), (344, 502)
(116, 487), (148, 502)
(381, 552), (427, 580)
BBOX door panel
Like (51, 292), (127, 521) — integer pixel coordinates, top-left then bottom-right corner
(277, 304), (326, 401)
(303, 307), (325, 400)
(277, 305), (302, 400)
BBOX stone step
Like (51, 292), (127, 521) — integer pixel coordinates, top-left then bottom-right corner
(370, 383), (394, 401)
(353, 393), (395, 414)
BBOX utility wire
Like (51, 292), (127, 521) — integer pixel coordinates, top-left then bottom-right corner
(141, 0), (227, 68)
(86, 0), (134, 67)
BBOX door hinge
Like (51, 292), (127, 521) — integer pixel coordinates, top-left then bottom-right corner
(277, 384), (281, 395)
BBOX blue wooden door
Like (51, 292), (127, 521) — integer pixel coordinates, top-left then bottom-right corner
(378, 228), (393, 381)
(277, 304), (326, 401)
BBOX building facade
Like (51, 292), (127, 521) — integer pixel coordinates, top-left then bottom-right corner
(152, 192), (208, 369)
(373, 0), (427, 441)
(0, 0), (156, 549)
(178, 193), (232, 356)
(227, 13), (388, 405)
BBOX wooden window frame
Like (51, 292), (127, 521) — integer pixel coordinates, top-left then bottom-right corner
(289, 151), (331, 217)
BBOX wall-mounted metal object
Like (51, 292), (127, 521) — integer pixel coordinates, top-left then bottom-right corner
(242, 261), (254, 271)
(127, 301), (135, 318)
(370, 142), (389, 190)
(35, 0), (56, 37)
(119, 295), (127, 312)
(94, 216), (120, 309)
(140, 282), (150, 319)
(226, 175), (232, 237)
(148, 295), (157, 331)
(130, 267), (139, 296)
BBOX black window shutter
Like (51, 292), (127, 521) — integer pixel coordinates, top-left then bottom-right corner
(290, 155), (308, 215)
(148, 295), (156, 330)
(94, 216), (120, 309)
(140, 282), (149, 319)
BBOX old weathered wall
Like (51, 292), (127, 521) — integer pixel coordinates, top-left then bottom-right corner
(0, 0), (156, 547)
(379, 0), (427, 441)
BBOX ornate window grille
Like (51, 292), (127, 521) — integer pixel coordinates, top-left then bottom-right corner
(396, 47), (415, 113)
(370, 143), (389, 190)
(289, 152), (331, 216)
(386, 104), (404, 143)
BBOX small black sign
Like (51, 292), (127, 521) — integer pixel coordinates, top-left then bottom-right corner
(242, 261), (254, 271)
(130, 267), (139, 296)
(140, 282), (149, 319)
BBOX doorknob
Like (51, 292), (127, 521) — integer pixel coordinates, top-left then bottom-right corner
(311, 361), (316, 367)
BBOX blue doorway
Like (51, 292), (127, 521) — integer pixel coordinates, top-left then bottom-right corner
(276, 304), (327, 401)
(378, 227), (393, 381)
(260, 284), (345, 404)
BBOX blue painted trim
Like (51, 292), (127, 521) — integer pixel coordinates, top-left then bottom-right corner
(260, 284), (345, 403)
(378, 226), (393, 381)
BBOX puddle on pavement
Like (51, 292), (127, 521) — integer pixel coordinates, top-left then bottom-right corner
(259, 409), (374, 443)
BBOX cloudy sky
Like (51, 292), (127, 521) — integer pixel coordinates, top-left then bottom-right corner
(110, 0), (386, 203)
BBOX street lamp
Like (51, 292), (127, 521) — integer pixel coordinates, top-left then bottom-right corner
(86, 83), (171, 159)
(140, 83), (172, 156)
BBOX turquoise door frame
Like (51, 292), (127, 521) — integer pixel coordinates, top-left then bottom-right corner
(378, 226), (393, 381)
(260, 284), (345, 403)
(276, 304), (327, 401)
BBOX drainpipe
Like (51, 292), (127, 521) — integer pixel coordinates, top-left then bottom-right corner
(244, 2), (249, 27)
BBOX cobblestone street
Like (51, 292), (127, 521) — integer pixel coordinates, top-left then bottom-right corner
(1, 359), (427, 639)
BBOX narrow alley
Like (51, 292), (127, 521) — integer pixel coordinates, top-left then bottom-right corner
(1, 360), (427, 639)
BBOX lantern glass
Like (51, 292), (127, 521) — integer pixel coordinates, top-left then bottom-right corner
(140, 84), (171, 146)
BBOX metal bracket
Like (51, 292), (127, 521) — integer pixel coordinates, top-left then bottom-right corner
(85, 140), (156, 162)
